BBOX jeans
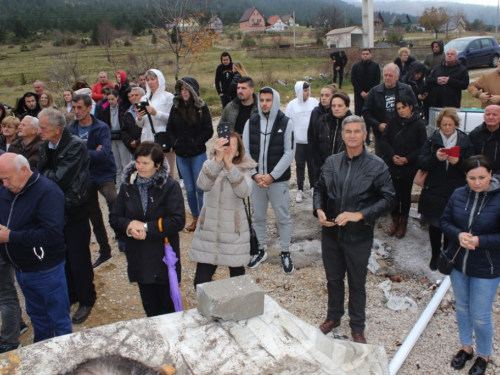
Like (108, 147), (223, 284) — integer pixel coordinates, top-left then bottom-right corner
(0, 256), (20, 344)
(193, 263), (245, 289)
(111, 140), (131, 186)
(450, 269), (500, 356)
(295, 143), (315, 191)
(15, 262), (72, 343)
(177, 153), (207, 217)
(89, 178), (117, 257)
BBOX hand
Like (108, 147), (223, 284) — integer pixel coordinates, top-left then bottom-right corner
(418, 94), (427, 100)
(145, 105), (157, 117)
(459, 232), (479, 250)
(378, 123), (387, 132)
(448, 156), (459, 165)
(479, 93), (492, 102)
(223, 142), (236, 170)
(399, 157), (408, 165)
(219, 93), (223, 97)
(135, 107), (146, 121)
(489, 95), (500, 104)
(361, 91), (368, 99)
(436, 149), (448, 162)
(0, 224), (10, 243)
(260, 174), (274, 187)
(437, 76), (449, 85)
(317, 209), (335, 227)
(214, 137), (228, 164)
(336, 66), (340, 71)
(130, 140), (137, 148)
(96, 145), (102, 151)
(393, 155), (404, 166)
(334, 212), (363, 226)
(127, 220), (146, 240)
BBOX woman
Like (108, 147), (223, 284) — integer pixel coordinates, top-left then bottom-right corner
(380, 95), (427, 238)
(39, 91), (56, 109)
(136, 69), (175, 178)
(440, 155), (500, 375)
(166, 77), (213, 232)
(0, 116), (20, 151)
(228, 62), (248, 100)
(115, 70), (130, 111)
(402, 61), (427, 116)
(110, 142), (185, 317)
(418, 108), (474, 270)
(190, 132), (256, 287)
(394, 47), (415, 82)
(60, 89), (75, 124)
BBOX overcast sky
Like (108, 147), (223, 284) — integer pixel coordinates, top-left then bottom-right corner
(350, 0), (500, 7)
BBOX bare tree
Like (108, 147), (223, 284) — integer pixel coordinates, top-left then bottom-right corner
(313, 4), (341, 38)
(46, 48), (90, 93)
(96, 20), (119, 69)
(122, 48), (165, 81)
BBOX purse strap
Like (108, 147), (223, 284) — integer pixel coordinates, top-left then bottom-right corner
(242, 197), (252, 227)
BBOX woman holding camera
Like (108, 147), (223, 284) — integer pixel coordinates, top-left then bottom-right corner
(135, 69), (175, 177)
(440, 155), (500, 375)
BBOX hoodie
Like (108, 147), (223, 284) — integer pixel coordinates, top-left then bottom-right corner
(215, 52), (233, 95)
(424, 40), (445, 74)
(243, 87), (296, 180)
(0, 101), (6, 123)
(285, 81), (318, 144)
(115, 70), (130, 110)
(15, 92), (41, 119)
(136, 69), (174, 143)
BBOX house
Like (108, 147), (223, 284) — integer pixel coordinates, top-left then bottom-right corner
(281, 14), (295, 27)
(326, 26), (364, 48)
(389, 14), (411, 28)
(440, 15), (467, 35)
(266, 15), (287, 32)
(239, 7), (267, 33)
(165, 17), (200, 31)
(210, 15), (223, 33)
(374, 12), (384, 30)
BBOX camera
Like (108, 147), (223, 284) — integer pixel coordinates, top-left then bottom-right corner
(136, 100), (149, 112)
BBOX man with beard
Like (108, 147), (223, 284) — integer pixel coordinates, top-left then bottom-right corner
(219, 76), (258, 135)
(214, 52), (233, 108)
(15, 92), (41, 119)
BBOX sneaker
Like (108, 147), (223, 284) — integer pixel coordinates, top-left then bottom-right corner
(296, 190), (303, 203)
(281, 252), (294, 274)
(179, 179), (185, 189)
(19, 322), (28, 335)
(247, 250), (268, 269)
(310, 188), (314, 197)
(0, 338), (21, 354)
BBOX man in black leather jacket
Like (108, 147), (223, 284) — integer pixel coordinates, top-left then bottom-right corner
(38, 108), (96, 325)
(313, 115), (395, 344)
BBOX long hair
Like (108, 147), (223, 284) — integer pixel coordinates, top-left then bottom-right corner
(233, 62), (248, 76)
(179, 90), (198, 126)
(40, 91), (55, 109)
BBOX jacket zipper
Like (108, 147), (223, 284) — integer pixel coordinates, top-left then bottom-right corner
(486, 250), (494, 275)
(338, 158), (353, 243)
(462, 193), (479, 274)
(262, 118), (270, 175)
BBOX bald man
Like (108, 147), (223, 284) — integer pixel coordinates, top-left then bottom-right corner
(469, 105), (500, 174)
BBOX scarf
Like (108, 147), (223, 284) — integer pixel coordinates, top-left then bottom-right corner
(440, 129), (457, 170)
(135, 174), (155, 215)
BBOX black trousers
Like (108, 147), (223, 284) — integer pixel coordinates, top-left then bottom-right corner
(429, 225), (449, 255)
(88, 179), (117, 257)
(322, 228), (372, 332)
(333, 66), (344, 88)
(295, 144), (316, 191)
(64, 215), (96, 307)
(354, 94), (371, 144)
(373, 132), (383, 158)
(391, 177), (414, 216)
(137, 283), (175, 317)
(220, 93), (231, 109)
(194, 263), (245, 289)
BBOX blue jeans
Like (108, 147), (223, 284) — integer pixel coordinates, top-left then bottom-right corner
(450, 268), (500, 356)
(177, 153), (206, 216)
(0, 256), (20, 345)
(15, 262), (72, 343)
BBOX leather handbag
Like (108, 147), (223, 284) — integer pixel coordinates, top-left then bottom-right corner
(146, 112), (170, 153)
(437, 246), (462, 275)
(243, 197), (260, 255)
(413, 169), (428, 187)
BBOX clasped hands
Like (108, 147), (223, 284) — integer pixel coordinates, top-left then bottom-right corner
(392, 155), (408, 166)
(127, 220), (147, 240)
(316, 209), (363, 227)
(437, 76), (450, 85)
(459, 232), (479, 250)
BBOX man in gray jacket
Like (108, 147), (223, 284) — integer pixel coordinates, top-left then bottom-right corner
(220, 76), (258, 135)
(243, 87), (296, 274)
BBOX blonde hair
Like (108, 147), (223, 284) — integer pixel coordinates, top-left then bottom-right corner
(233, 62), (248, 76)
(398, 47), (410, 57)
(436, 108), (460, 129)
(2, 116), (20, 129)
(40, 91), (55, 109)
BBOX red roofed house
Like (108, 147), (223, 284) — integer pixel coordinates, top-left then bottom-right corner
(267, 15), (287, 32)
(239, 7), (267, 33)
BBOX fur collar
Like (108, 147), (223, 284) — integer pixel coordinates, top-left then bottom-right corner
(121, 159), (170, 188)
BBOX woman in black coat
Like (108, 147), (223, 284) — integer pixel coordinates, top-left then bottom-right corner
(381, 95), (427, 238)
(110, 142), (185, 317)
(440, 155), (500, 375)
(402, 61), (427, 118)
(417, 108), (474, 270)
(394, 47), (416, 82)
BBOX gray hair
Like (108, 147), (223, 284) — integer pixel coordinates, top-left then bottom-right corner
(98, 71), (107, 77)
(446, 48), (458, 55)
(342, 115), (366, 132)
(131, 86), (146, 96)
(72, 94), (92, 107)
(38, 108), (66, 130)
(23, 115), (39, 130)
(12, 154), (30, 172)
(383, 63), (400, 76)
(33, 80), (45, 87)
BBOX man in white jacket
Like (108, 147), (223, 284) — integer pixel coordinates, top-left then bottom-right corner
(285, 82), (318, 202)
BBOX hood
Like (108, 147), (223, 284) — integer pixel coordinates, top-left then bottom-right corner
(121, 158), (170, 187)
(18, 92), (40, 114)
(220, 52), (232, 64)
(74, 88), (96, 105)
(117, 71), (128, 89)
(431, 40), (444, 54)
(257, 87), (281, 122)
(0, 101), (6, 122)
(146, 69), (166, 99)
(174, 77), (205, 109)
(404, 61), (427, 83)
(294, 81), (308, 105)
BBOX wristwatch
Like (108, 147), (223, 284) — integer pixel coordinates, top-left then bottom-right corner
(144, 223), (148, 232)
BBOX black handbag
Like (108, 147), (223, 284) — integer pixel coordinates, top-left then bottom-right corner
(437, 246), (462, 275)
(146, 112), (170, 153)
(243, 197), (260, 255)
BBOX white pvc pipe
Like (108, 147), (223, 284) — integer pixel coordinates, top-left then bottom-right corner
(388, 276), (451, 375)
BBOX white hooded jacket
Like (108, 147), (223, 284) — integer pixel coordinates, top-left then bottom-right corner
(285, 81), (318, 144)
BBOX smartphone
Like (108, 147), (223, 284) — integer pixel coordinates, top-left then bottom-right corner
(217, 122), (230, 146)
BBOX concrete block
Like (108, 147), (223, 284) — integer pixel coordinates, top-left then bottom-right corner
(196, 275), (264, 321)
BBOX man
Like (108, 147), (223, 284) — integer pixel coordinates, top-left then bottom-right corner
(329, 50), (348, 89)
(67, 94), (118, 268)
(8, 115), (43, 169)
(313, 115), (395, 344)
(91, 72), (113, 102)
(243, 87), (296, 274)
(423, 40), (445, 76)
(362, 63), (417, 157)
(138, 72), (147, 92)
(0, 153), (72, 342)
(469, 105), (500, 174)
(121, 86), (144, 155)
(214, 52), (233, 108)
(467, 63), (500, 108)
(285, 81), (318, 203)
(424, 49), (469, 110)
(33, 80), (46, 95)
(16, 92), (41, 119)
(351, 49), (381, 116)
(220, 76), (258, 135)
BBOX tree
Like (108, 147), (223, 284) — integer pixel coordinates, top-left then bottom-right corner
(419, 7), (449, 39)
(0, 24), (6, 43)
(46, 48), (89, 92)
(14, 18), (30, 39)
(146, 0), (218, 80)
(313, 5), (341, 39)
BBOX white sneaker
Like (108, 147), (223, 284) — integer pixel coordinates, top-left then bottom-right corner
(179, 179), (185, 189)
(296, 190), (303, 203)
(310, 188), (314, 197)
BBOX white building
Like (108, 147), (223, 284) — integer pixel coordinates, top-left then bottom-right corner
(326, 26), (364, 48)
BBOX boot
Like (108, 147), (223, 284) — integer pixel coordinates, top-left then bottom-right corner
(429, 244), (440, 271)
(186, 215), (199, 232)
(396, 215), (408, 238)
(387, 215), (400, 236)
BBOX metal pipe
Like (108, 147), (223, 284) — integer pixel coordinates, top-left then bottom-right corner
(388, 276), (451, 375)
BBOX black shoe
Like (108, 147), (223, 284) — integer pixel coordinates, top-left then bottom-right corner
(469, 357), (487, 375)
(247, 250), (267, 269)
(429, 257), (438, 271)
(92, 255), (111, 268)
(451, 349), (474, 370)
(72, 305), (93, 324)
(118, 240), (126, 253)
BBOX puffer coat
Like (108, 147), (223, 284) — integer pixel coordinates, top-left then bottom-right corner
(190, 154), (257, 267)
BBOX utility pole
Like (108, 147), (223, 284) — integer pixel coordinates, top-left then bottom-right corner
(293, 11), (296, 47)
(496, 0), (499, 41)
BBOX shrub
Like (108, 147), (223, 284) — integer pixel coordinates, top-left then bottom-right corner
(20, 44), (29, 52)
(124, 39), (132, 46)
(237, 31), (243, 40)
(20, 72), (27, 85)
(242, 34), (256, 47)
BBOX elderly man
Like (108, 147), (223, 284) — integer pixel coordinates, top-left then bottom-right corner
(91, 71), (112, 102)
(424, 49), (469, 109)
(8, 116), (43, 168)
(33, 80), (46, 96)
(37, 108), (96, 324)
(468, 105), (500, 174)
(362, 63), (417, 156)
(467, 64), (500, 109)
(313, 115), (395, 344)
(0, 153), (72, 342)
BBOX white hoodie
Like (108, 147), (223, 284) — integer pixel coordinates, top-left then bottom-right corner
(285, 81), (318, 144)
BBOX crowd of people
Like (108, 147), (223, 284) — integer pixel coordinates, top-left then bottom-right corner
(0, 44), (499, 375)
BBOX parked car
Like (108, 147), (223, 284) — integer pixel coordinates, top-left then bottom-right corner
(444, 36), (500, 68)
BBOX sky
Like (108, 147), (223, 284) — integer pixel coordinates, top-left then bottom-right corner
(349, 0), (500, 6)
